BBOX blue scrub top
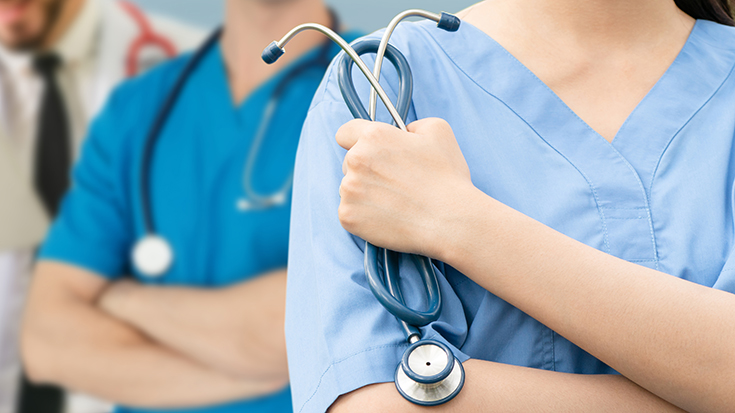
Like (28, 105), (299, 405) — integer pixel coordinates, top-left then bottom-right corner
(287, 19), (735, 413)
(40, 31), (361, 413)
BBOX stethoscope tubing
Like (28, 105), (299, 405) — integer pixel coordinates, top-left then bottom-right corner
(338, 38), (442, 338)
(140, 28), (223, 235)
(263, 11), (465, 405)
(240, 41), (333, 210)
(266, 24), (408, 131)
(368, 10), (459, 120)
(140, 12), (339, 235)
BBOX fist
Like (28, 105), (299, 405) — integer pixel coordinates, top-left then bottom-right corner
(336, 117), (474, 258)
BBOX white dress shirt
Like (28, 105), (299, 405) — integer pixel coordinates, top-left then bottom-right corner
(0, 1), (205, 411)
(0, 1), (99, 408)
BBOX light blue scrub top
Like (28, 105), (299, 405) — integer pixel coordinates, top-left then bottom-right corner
(287, 19), (735, 413)
(40, 31), (359, 413)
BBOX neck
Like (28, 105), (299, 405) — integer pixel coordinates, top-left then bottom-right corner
(221, 0), (331, 104)
(461, 0), (693, 50)
(41, 0), (86, 51)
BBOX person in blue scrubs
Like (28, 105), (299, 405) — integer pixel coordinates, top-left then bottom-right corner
(19, 1), (359, 412)
(287, 0), (735, 412)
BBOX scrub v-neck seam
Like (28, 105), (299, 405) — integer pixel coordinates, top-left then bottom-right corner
(647, 60), (735, 198)
(601, 142), (661, 269)
(609, 21), (701, 146)
(418, 23), (613, 253)
(476, 36), (661, 268)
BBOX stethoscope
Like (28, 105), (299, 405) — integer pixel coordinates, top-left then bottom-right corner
(118, 1), (177, 77)
(263, 10), (465, 406)
(131, 13), (339, 278)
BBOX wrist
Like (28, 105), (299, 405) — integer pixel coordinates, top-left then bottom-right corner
(431, 184), (498, 265)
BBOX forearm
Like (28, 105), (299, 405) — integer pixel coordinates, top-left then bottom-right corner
(101, 269), (288, 381)
(443, 187), (735, 412)
(22, 264), (286, 408)
(332, 359), (683, 412)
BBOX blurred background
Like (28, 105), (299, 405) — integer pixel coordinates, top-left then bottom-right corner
(2, 1), (479, 413)
(130, 0), (477, 32)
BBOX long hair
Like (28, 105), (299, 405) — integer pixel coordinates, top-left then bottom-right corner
(675, 0), (734, 25)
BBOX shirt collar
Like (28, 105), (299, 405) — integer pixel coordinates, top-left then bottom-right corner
(0, 34), (32, 78)
(53, 0), (100, 66)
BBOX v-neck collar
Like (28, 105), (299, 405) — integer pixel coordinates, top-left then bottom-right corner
(418, 19), (735, 264)
(197, 40), (332, 137)
(420, 19), (735, 197)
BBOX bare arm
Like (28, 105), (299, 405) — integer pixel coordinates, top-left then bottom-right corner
(98, 270), (288, 382)
(335, 118), (735, 412)
(330, 360), (684, 413)
(21, 262), (287, 409)
(440, 189), (735, 413)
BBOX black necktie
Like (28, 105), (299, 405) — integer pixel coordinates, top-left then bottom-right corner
(20, 53), (68, 413)
(33, 53), (71, 216)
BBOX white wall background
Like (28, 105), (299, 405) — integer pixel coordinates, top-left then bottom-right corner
(130, 0), (478, 33)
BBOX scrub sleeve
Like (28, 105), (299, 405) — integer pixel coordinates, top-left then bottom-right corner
(286, 54), (470, 413)
(39, 84), (138, 279)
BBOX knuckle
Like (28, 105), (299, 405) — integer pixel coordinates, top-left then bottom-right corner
(337, 203), (354, 230)
(345, 149), (371, 171)
(339, 175), (360, 198)
(363, 122), (385, 141)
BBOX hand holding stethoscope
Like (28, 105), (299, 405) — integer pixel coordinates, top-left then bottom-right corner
(336, 118), (473, 259)
(263, 10), (467, 406)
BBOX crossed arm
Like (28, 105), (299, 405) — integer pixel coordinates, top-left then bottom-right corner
(21, 262), (288, 409)
(330, 119), (735, 413)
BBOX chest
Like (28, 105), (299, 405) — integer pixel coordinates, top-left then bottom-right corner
(407, 46), (735, 281)
(130, 95), (306, 286)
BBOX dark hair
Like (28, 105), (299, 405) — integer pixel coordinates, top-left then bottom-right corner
(675, 0), (734, 26)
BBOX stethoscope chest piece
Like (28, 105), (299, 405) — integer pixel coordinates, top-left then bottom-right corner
(132, 235), (173, 277)
(394, 339), (465, 406)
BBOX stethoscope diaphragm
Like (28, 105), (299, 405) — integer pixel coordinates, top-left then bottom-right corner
(132, 235), (173, 277)
(394, 339), (465, 406)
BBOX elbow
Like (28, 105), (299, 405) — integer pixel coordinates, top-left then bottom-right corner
(20, 324), (61, 384)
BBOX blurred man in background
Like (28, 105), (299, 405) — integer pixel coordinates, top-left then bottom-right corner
(19, 0), (361, 412)
(0, 0), (203, 412)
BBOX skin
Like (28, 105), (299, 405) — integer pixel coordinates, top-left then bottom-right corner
(0, 0), (84, 51)
(21, 0), (331, 408)
(330, 1), (735, 412)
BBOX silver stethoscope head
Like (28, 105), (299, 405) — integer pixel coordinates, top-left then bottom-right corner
(132, 234), (174, 277)
(262, 23), (409, 131)
(263, 11), (465, 407)
(394, 339), (465, 406)
(237, 191), (288, 211)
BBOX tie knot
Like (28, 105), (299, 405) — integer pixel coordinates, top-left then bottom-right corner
(33, 53), (62, 76)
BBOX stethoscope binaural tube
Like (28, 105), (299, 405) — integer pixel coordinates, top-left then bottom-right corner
(368, 10), (459, 120)
(263, 11), (464, 406)
(132, 28), (223, 278)
(132, 12), (341, 277)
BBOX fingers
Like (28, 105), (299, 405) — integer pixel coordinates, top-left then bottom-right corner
(338, 120), (397, 176)
(336, 119), (406, 151)
(407, 117), (452, 137)
(336, 119), (370, 150)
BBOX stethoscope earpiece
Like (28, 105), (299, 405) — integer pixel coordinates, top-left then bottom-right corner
(264, 9), (464, 407)
(395, 340), (465, 406)
(132, 235), (173, 277)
